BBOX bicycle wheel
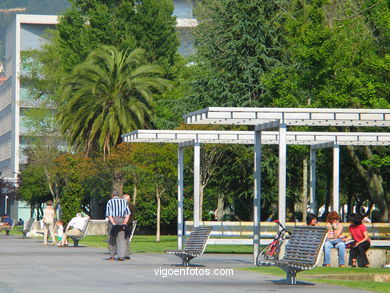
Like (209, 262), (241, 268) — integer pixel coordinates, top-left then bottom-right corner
(256, 242), (278, 266)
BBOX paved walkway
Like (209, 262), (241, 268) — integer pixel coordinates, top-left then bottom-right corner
(0, 235), (372, 293)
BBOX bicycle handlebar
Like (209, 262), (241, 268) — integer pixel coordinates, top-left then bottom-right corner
(273, 220), (291, 235)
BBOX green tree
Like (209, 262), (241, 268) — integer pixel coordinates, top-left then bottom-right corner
(262, 0), (390, 220)
(53, 153), (92, 222)
(61, 179), (84, 224)
(55, 0), (178, 71)
(190, 0), (284, 107)
(28, 0), (178, 103)
(17, 165), (51, 218)
(57, 46), (169, 156)
(133, 143), (176, 241)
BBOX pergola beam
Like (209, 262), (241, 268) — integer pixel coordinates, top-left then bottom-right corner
(255, 120), (280, 131)
(183, 107), (390, 127)
(122, 130), (390, 146)
(310, 142), (334, 150)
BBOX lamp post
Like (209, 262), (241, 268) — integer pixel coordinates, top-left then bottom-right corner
(5, 195), (8, 214)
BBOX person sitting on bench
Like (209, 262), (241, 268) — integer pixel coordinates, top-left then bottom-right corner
(0, 214), (12, 232)
(323, 211), (346, 267)
(58, 213), (89, 247)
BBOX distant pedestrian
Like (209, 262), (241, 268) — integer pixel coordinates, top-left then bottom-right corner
(42, 201), (56, 245)
(0, 214), (12, 232)
(18, 218), (24, 226)
(106, 190), (130, 261)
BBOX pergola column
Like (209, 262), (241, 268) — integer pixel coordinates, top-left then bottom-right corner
(177, 145), (184, 249)
(193, 142), (201, 227)
(310, 142), (336, 215)
(278, 122), (287, 226)
(253, 130), (261, 264)
(253, 120), (279, 264)
(309, 149), (317, 213)
(333, 144), (340, 213)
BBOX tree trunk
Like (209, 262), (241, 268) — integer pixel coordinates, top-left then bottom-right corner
(346, 145), (388, 222)
(325, 173), (331, 218)
(112, 171), (124, 196)
(199, 184), (205, 221)
(216, 193), (225, 221)
(156, 187), (161, 242)
(133, 184), (137, 205)
(301, 157), (308, 222)
(347, 191), (353, 221)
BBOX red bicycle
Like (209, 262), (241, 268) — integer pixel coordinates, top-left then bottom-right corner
(256, 220), (290, 266)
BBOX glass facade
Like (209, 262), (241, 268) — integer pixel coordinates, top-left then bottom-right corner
(173, 0), (196, 19)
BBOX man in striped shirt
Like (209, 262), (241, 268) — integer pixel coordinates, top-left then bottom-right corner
(106, 190), (131, 261)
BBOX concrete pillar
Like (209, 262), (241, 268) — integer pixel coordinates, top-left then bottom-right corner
(193, 142), (201, 227)
(333, 144), (340, 213)
(253, 130), (261, 264)
(177, 146), (184, 249)
(310, 149), (317, 213)
(278, 123), (287, 226)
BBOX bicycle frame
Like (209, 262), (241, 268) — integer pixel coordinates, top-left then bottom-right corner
(256, 221), (291, 266)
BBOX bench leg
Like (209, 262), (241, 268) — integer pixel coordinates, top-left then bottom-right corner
(286, 271), (297, 285)
(182, 256), (190, 267)
(73, 239), (79, 247)
(6, 230), (10, 236)
(178, 255), (191, 266)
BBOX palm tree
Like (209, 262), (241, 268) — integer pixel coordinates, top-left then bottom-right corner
(57, 46), (169, 156)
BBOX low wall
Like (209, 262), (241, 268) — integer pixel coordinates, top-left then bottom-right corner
(86, 220), (108, 235)
(28, 219), (109, 237)
(318, 248), (390, 268)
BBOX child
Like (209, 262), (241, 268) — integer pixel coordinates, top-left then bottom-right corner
(343, 213), (370, 267)
(55, 221), (64, 244)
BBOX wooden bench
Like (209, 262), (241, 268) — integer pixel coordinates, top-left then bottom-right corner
(69, 218), (90, 247)
(22, 218), (35, 238)
(259, 226), (327, 285)
(166, 226), (212, 266)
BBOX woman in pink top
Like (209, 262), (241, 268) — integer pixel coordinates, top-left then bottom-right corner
(344, 213), (370, 267)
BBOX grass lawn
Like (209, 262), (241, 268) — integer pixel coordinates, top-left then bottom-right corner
(244, 266), (390, 293)
(79, 235), (253, 253)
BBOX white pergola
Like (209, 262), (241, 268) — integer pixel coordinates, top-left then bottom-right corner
(122, 127), (390, 262)
(182, 107), (390, 262)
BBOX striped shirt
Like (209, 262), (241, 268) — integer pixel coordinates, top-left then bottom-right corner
(106, 197), (131, 218)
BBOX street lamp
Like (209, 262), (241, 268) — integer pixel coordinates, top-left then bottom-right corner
(4, 195), (8, 214)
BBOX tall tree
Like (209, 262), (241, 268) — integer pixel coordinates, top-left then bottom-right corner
(57, 46), (169, 156)
(132, 143), (176, 241)
(53, 0), (178, 73)
(262, 0), (390, 220)
(190, 0), (284, 107)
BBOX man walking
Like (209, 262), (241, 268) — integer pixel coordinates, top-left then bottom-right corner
(106, 190), (130, 261)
